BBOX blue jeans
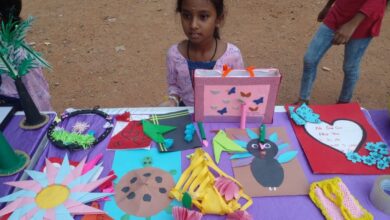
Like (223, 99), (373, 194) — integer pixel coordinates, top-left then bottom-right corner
(299, 24), (372, 102)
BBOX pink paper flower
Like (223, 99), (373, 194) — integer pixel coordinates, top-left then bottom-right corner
(172, 206), (203, 220)
(215, 176), (240, 201)
(226, 210), (253, 220)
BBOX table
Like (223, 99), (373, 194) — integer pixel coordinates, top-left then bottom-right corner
(0, 112), (55, 208)
(29, 107), (390, 219)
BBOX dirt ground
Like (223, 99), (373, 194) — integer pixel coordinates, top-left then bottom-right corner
(23, 0), (390, 113)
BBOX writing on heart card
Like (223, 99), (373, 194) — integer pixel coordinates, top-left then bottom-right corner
(286, 102), (389, 174)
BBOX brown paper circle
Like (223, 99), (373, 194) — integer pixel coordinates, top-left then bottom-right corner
(114, 167), (174, 217)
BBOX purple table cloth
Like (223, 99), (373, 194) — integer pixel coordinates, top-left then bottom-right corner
(0, 114), (55, 206)
(19, 109), (389, 219)
(180, 110), (390, 219)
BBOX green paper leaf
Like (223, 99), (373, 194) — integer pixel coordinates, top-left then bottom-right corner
(142, 120), (176, 143)
(182, 192), (192, 209)
(0, 16), (50, 79)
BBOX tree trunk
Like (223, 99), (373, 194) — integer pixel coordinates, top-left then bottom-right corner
(14, 77), (46, 126)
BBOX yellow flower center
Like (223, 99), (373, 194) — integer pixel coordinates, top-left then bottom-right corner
(35, 184), (70, 209)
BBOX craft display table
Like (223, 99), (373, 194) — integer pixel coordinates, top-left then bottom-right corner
(9, 107), (389, 219)
(0, 112), (55, 207)
(102, 107), (389, 219)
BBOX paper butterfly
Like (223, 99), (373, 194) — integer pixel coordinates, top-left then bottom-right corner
(288, 104), (321, 126)
(249, 106), (259, 112)
(217, 107), (228, 115)
(228, 87), (236, 95)
(240, 92), (251, 97)
(222, 99), (231, 104)
(253, 97), (264, 105)
(210, 90), (221, 95)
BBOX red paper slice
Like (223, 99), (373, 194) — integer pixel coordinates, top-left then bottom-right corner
(286, 102), (389, 174)
(107, 121), (152, 150)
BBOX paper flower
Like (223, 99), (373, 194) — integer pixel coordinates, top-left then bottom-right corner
(346, 152), (362, 163)
(0, 154), (113, 219)
(364, 142), (377, 151)
(383, 156), (390, 163)
(376, 160), (390, 170)
(215, 176), (240, 201)
(172, 206), (203, 220)
(378, 148), (389, 156)
(226, 210), (253, 220)
(361, 156), (376, 166)
(369, 151), (383, 161)
(72, 121), (90, 133)
(377, 142), (388, 150)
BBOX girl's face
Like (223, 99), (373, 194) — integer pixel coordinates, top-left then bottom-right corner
(180, 0), (221, 44)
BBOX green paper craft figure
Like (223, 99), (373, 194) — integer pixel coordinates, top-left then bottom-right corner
(142, 120), (176, 143)
(0, 131), (29, 176)
(0, 16), (51, 129)
(212, 130), (247, 163)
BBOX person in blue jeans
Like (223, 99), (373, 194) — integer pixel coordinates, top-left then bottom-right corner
(297, 0), (387, 104)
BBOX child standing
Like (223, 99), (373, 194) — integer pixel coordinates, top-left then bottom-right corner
(0, 0), (52, 111)
(161, 0), (244, 107)
(297, 0), (387, 104)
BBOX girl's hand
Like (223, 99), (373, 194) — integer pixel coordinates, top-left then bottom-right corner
(159, 99), (177, 107)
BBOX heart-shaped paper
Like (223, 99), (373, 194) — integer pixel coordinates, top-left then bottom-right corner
(304, 119), (365, 154)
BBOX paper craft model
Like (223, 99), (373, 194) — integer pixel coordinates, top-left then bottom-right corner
(194, 67), (281, 123)
(0, 17), (51, 129)
(0, 154), (113, 219)
(227, 127), (309, 197)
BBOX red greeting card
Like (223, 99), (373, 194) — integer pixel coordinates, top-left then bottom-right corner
(287, 102), (389, 174)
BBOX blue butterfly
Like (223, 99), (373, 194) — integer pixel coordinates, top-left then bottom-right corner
(228, 87), (236, 95)
(295, 103), (321, 123)
(217, 107), (227, 115)
(253, 97), (264, 105)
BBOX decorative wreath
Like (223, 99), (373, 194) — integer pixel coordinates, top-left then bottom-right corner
(47, 109), (114, 150)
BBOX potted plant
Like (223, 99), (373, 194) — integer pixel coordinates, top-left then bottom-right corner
(0, 16), (51, 129)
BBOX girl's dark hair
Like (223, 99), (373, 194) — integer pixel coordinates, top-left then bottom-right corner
(0, 0), (22, 24)
(176, 0), (225, 39)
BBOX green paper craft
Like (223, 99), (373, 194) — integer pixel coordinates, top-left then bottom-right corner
(142, 120), (176, 143)
(0, 131), (29, 176)
(51, 130), (95, 149)
(213, 130), (247, 163)
(182, 192), (192, 209)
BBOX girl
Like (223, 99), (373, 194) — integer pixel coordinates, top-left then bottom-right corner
(161, 0), (244, 107)
(296, 0), (387, 105)
(0, 0), (52, 111)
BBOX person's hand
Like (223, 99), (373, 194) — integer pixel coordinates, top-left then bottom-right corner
(332, 13), (365, 45)
(332, 24), (354, 45)
(317, 6), (330, 22)
(159, 99), (177, 107)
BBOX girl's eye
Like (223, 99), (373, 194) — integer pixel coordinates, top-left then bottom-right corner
(199, 14), (209, 21)
(264, 143), (271, 149)
(251, 143), (259, 149)
(182, 13), (191, 20)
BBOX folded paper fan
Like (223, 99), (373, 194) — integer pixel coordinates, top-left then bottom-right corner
(172, 206), (202, 220)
